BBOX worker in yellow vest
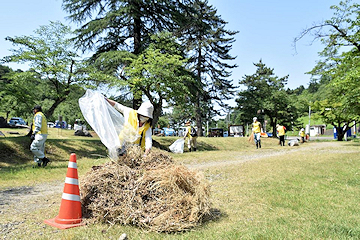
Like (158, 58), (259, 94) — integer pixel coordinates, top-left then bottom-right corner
(106, 99), (154, 156)
(30, 105), (50, 167)
(252, 117), (262, 149)
(276, 124), (286, 146)
(183, 120), (197, 152)
(299, 128), (306, 143)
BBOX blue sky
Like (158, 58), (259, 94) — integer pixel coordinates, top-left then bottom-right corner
(0, 0), (340, 95)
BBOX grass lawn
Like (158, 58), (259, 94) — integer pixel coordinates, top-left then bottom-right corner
(1, 128), (360, 239)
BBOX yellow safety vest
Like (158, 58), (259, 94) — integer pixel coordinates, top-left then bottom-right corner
(252, 121), (261, 133)
(300, 130), (305, 137)
(185, 125), (192, 139)
(277, 126), (285, 136)
(32, 112), (48, 134)
(127, 110), (150, 150)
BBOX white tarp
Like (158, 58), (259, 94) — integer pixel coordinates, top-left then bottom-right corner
(79, 89), (137, 159)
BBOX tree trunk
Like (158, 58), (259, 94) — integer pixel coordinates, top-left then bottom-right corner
(195, 92), (202, 136)
(194, 42), (203, 136)
(44, 95), (68, 119)
(151, 101), (162, 130)
(336, 126), (344, 141)
(132, 2), (143, 110)
(5, 111), (10, 122)
(270, 117), (277, 138)
(335, 125), (351, 141)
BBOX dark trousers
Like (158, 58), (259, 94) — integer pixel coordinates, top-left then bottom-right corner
(279, 135), (285, 146)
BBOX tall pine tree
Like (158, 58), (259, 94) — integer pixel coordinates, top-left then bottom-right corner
(62, 0), (193, 108)
(180, 0), (238, 135)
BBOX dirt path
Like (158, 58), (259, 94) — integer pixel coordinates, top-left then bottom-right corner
(186, 141), (347, 170)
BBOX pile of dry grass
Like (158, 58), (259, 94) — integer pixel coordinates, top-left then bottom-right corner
(80, 146), (211, 232)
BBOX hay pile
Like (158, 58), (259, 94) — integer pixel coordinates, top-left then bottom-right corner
(80, 146), (211, 232)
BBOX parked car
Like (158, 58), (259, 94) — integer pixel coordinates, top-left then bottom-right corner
(8, 117), (27, 127)
(47, 122), (55, 128)
(163, 127), (176, 136)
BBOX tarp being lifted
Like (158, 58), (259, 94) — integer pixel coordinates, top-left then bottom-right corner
(79, 89), (137, 159)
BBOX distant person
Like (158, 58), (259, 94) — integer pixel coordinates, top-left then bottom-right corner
(252, 117), (262, 149)
(299, 128), (306, 143)
(30, 105), (50, 167)
(183, 120), (197, 152)
(106, 99), (154, 156)
(276, 124), (286, 146)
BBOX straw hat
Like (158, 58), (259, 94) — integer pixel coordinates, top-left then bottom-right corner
(137, 102), (154, 118)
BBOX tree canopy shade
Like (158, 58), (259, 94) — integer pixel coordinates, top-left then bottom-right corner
(235, 60), (300, 136)
(0, 69), (40, 122)
(2, 21), (98, 119)
(180, 0), (238, 135)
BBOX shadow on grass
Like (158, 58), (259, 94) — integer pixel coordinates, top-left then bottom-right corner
(0, 137), (107, 166)
(201, 208), (227, 223)
(46, 138), (107, 163)
(1, 137), (196, 167)
(197, 142), (218, 151)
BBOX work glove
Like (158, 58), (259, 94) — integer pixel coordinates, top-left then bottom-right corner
(30, 134), (35, 141)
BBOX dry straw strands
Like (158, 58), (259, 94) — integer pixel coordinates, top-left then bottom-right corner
(80, 146), (211, 232)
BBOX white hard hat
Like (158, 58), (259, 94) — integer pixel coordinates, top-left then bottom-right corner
(137, 101), (154, 119)
(253, 117), (257, 121)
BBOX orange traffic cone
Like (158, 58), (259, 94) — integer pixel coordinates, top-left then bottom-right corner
(44, 153), (85, 229)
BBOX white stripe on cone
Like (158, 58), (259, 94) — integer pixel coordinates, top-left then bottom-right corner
(65, 177), (79, 185)
(62, 193), (81, 202)
(68, 162), (77, 169)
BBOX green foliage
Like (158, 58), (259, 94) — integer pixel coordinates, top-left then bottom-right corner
(157, 115), (170, 128)
(126, 47), (189, 101)
(1, 21), (105, 120)
(311, 51), (360, 140)
(296, 0), (360, 140)
(0, 71), (41, 121)
(62, 0), (192, 54)
(125, 45), (193, 126)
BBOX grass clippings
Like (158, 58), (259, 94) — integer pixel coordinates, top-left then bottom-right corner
(80, 146), (211, 232)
